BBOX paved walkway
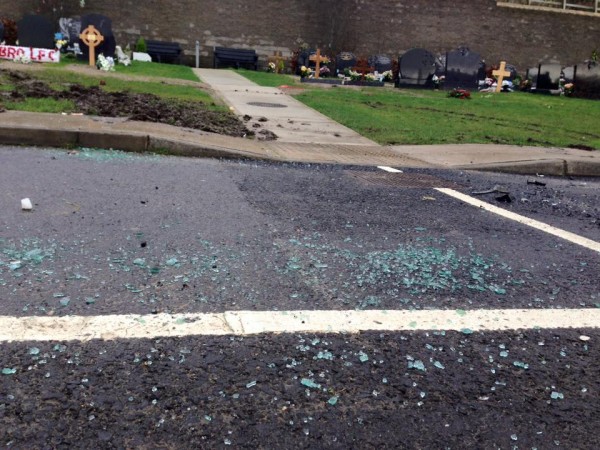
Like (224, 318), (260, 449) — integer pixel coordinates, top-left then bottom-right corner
(194, 69), (378, 145)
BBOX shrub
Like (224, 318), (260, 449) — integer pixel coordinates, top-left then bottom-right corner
(135, 37), (147, 53)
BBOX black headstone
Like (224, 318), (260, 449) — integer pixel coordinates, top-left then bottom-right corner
(536, 63), (562, 92)
(397, 48), (436, 87)
(562, 65), (576, 83)
(574, 61), (600, 99)
(59, 17), (82, 45)
(445, 47), (483, 90)
(79, 14), (116, 59)
(17, 15), (55, 49)
(368, 55), (392, 73)
(335, 51), (357, 74)
(526, 67), (539, 89)
(0, 21), (4, 42)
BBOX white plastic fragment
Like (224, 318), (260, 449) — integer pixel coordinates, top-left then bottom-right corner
(21, 198), (33, 211)
(579, 335), (591, 341)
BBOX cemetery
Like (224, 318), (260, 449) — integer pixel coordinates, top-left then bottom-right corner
(0, 6), (597, 99)
(0, 3), (598, 149)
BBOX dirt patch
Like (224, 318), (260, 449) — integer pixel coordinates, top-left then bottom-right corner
(1, 69), (255, 138)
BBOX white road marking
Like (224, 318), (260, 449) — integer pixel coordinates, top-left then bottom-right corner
(436, 188), (600, 253)
(377, 166), (403, 173)
(1, 308), (598, 342)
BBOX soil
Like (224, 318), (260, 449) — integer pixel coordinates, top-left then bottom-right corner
(0, 69), (255, 138)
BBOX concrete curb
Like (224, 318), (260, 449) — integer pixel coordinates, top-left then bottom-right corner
(1, 122), (599, 177)
(456, 159), (600, 177)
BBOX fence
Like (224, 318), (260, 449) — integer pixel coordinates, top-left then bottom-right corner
(498, 0), (599, 13)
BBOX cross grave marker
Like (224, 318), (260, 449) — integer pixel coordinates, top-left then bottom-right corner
(309, 48), (328, 79)
(352, 59), (374, 80)
(268, 51), (284, 73)
(79, 25), (104, 66)
(492, 61), (511, 93)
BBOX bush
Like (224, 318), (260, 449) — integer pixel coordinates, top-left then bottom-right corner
(135, 37), (147, 53)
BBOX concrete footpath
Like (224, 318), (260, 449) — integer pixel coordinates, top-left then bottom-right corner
(1, 67), (599, 176)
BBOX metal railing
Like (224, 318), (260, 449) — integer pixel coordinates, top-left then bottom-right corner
(500, 0), (599, 13)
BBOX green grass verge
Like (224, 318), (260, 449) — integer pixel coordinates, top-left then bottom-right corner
(4, 98), (76, 113)
(114, 61), (199, 81)
(235, 69), (298, 87)
(30, 68), (217, 106)
(57, 55), (199, 81)
(293, 87), (600, 149)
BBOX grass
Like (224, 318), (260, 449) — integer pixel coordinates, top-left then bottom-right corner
(57, 55), (200, 81)
(291, 87), (600, 149)
(4, 98), (76, 113)
(114, 61), (199, 81)
(234, 69), (298, 87)
(1, 66), (217, 108)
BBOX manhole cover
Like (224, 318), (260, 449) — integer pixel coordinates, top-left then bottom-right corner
(346, 171), (463, 189)
(247, 102), (288, 108)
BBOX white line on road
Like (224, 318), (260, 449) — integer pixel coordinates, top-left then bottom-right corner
(377, 166), (403, 173)
(436, 188), (600, 253)
(1, 309), (598, 342)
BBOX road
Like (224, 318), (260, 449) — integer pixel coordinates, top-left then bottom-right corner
(1, 146), (599, 448)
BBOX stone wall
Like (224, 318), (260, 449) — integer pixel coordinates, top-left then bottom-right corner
(1, 0), (598, 70)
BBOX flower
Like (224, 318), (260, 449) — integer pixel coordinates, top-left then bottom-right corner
(319, 65), (331, 77)
(380, 70), (394, 82)
(55, 39), (68, 50)
(14, 54), (32, 64)
(300, 65), (313, 78)
(448, 88), (471, 99)
(266, 62), (276, 73)
(563, 83), (575, 96)
(96, 53), (115, 71)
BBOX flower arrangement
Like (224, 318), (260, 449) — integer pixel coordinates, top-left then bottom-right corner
(266, 62), (276, 73)
(97, 54), (115, 71)
(364, 73), (377, 82)
(448, 88), (471, 99)
(319, 65), (331, 77)
(562, 82), (575, 96)
(380, 70), (394, 82)
(300, 65), (313, 78)
(432, 74), (445, 89)
(13, 54), (32, 64)
(55, 39), (68, 50)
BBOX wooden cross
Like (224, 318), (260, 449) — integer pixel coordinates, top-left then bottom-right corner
(268, 51), (284, 73)
(309, 48), (328, 79)
(352, 59), (374, 80)
(492, 61), (511, 93)
(79, 25), (104, 66)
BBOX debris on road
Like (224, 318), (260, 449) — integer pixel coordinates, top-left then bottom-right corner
(20, 198), (32, 211)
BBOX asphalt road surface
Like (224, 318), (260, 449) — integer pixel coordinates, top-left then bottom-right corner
(1, 147), (599, 448)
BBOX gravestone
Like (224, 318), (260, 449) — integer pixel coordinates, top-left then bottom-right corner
(80, 25), (104, 66)
(368, 55), (392, 73)
(17, 15), (55, 49)
(526, 67), (539, 89)
(309, 48), (328, 78)
(335, 51), (357, 74)
(397, 48), (436, 87)
(492, 61), (512, 93)
(59, 17), (82, 45)
(445, 47), (483, 90)
(562, 65), (576, 83)
(575, 61), (600, 99)
(79, 14), (115, 59)
(536, 63), (562, 92)
(0, 21), (4, 42)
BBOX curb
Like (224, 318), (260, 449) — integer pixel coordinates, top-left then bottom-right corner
(1, 124), (599, 177)
(456, 159), (600, 177)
